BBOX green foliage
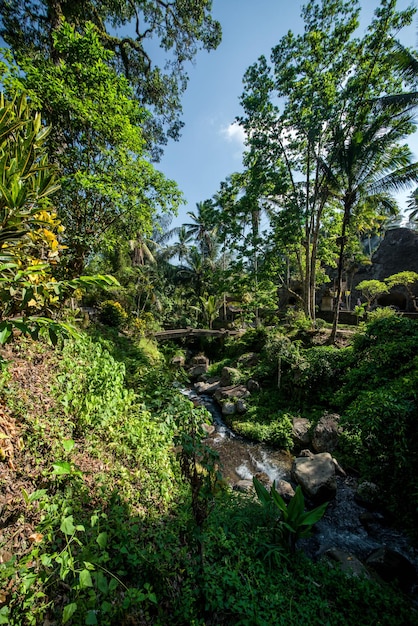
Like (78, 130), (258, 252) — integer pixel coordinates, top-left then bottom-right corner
(291, 345), (348, 406)
(0, 0), (221, 149)
(336, 315), (418, 528)
(1, 24), (183, 274)
(356, 279), (389, 309)
(232, 412), (293, 448)
(224, 326), (269, 359)
(226, 388), (294, 448)
(253, 479), (328, 552)
(99, 300), (128, 328)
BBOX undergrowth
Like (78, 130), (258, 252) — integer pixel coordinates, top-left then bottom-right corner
(0, 327), (417, 624)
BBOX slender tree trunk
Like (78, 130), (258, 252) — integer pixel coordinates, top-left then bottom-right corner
(330, 199), (352, 343)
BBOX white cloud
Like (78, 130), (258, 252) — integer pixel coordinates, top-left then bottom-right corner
(221, 121), (246, 146)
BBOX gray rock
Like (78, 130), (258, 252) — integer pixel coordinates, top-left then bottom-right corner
(201, 423), (216, 436)
(222, 402), (237, 416)
(366, 547), (417, 591)
(354, 481), (381, 508)
(220, 366), (241, 387)
(233, 479), (254, 493)
(236, 399), (247, 414)
(292, 452), (337, 503)
(188, 365), (208, 381)
(247, 378), (260, 393)
(275, 479), (295, 502)
(190, 354), (209, 366)
(237, 352), (260, 368)
(171, 355), (185, 367)
(194, 380), (220, 395)
(292, 417), (311, 449)
(312, 413), (341, 453)
(324, 548), (371, 579)
(214, 385), (250, 402)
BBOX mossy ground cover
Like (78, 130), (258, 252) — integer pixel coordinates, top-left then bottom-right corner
(0, 327), (417, 625)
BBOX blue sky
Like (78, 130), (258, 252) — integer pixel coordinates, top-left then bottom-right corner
(155, 0), (418, 230)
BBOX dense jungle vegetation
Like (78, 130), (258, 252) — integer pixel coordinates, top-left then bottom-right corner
(0, 0), (418, 623)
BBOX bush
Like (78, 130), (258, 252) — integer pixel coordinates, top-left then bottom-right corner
(336, 316), (418, 532)
(99, 300), (128, 327)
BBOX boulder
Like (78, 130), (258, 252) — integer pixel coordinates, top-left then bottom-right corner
(235, 399), (247, 414)
(233, 479), (254, 493)
(312, 413), (341, 453)
(214, 385), (250, 403)
(194, 380), (220, 395)
(190, 355), (209, 366)
(201, 423), (216, 436)
(292, 417), (311, 450)
(275, 479), (295, 502)
(354, 481), (382, 509)
(221, 402), (237, 416)
(171, 355), (185, 367)
(188, 365), (208, 381)
(366, 547), (417, 592)
(247, 378), (260, 393)
(220, 366), (241, 387)
(324, 548), (371, 579)
(237, 352), (260, 368)
(188, 355), (209, 380)
(292, 452), (337, 503)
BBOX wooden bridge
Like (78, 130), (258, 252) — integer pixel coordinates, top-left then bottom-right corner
(154, 327), (239, 341)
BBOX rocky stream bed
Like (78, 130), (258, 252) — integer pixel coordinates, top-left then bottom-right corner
(183, 374), (418, 608)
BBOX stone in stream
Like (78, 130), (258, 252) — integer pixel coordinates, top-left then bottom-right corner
(292, 452), (338, 503)
(194, 380), (220, 395)
(188, 355), (209, 381)
(214, 385), (250, 402)
(323, 547), (371, 579)
(221, 401), (237, 416)
(366, 546), (418, 592)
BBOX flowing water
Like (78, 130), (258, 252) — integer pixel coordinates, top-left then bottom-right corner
(185, 389), (293, 484)
(183, 387), (418, 600)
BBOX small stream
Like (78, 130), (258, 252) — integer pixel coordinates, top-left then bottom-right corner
(184, 387), (418, 601)
(186, 389), (292, 484)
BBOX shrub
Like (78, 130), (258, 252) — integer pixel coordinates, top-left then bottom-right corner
(99, 300), (128, 327)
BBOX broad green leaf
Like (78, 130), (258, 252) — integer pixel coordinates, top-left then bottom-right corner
(270, 484), (288, 516)
(62, 602), (77, 624)
(0, 322), (12, 344)
(0, 606), (10, 625)
(96, 531), (108, 549)
(62, 439), (75, 453)
(60, 515), (76, 535)
(252, 476), (271, 506)
(52, 461), (72, 476)
(286, 485), (305, 523)
(79, 568), (93, 588)
(300, 501), (328, 527)
(85, 610), (98, 625)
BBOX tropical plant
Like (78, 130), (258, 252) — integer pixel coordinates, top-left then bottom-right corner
(253, 477), (328, 553)
(238, 0), (417, 336)
(1, 24), (183, 275)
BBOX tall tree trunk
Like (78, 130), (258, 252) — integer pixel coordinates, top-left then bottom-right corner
(330, 198), (352, 343)
(47, 0), (64, 64)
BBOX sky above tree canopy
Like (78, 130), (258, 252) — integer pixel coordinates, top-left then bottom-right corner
(154, 0), (418, 229)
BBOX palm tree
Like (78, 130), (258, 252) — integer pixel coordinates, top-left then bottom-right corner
(325, 105), (418, 342)
(184, 200), (218, 259)
(167, 225), (193, 264)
